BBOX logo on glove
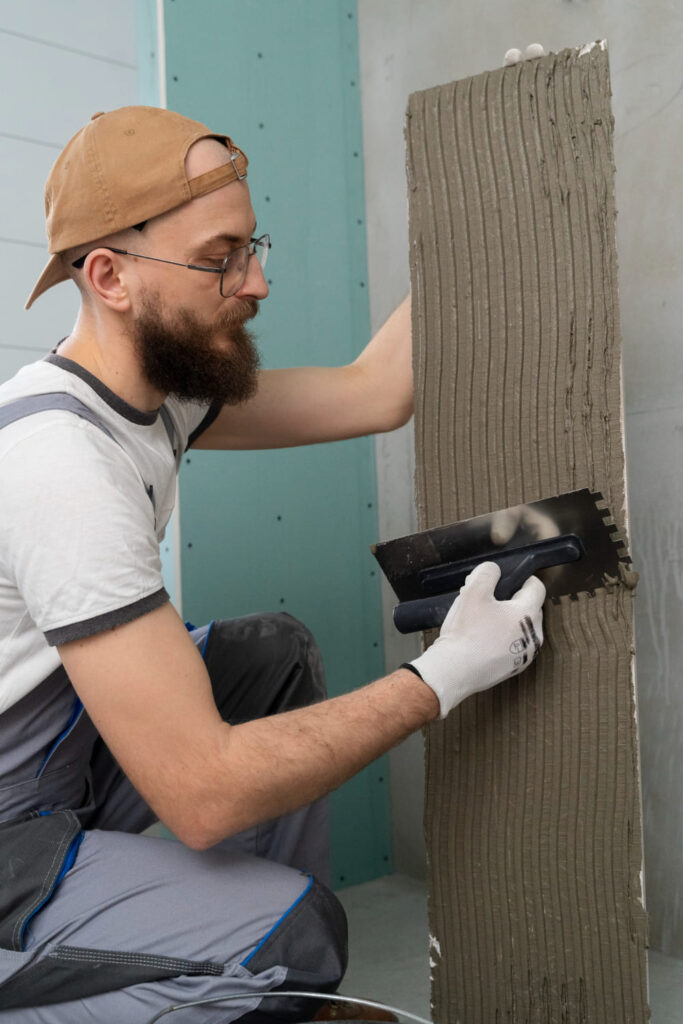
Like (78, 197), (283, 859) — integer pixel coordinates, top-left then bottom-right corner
(510, 616), (542, 669)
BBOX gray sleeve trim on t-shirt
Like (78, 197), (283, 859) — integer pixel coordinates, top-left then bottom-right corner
(44, 588), (170, 647)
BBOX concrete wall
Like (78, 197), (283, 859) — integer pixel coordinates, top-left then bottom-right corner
(358, 0), (683, 956)
(0, 1), (138, 385)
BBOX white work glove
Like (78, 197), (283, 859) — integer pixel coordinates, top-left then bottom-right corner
(503, 43), (546, 66)
(409, 562), (546, 718)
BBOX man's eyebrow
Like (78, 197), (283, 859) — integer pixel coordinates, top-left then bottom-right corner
(195, 225), (258, 249)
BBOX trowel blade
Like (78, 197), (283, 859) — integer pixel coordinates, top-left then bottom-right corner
(371, 489), (630, 602)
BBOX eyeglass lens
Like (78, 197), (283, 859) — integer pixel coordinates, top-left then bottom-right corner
(220, 235), (270, 297)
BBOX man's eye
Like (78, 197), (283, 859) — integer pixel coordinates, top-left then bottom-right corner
(197, 257), (225, 268)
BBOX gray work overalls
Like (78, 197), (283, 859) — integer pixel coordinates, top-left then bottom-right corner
(0, 394), (346, 1023)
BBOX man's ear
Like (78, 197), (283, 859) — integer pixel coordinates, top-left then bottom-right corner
(83, 249), (132, 312)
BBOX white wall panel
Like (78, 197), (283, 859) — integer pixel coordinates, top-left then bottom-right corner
(0, 1), (137, 386)
(0, 239), (80, 355)
(0, 1), (137, 65)
(0, 137), (60, 245)
(0, 33), (137, 146)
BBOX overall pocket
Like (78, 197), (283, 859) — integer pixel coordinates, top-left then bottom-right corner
(0, 706), (99, 823)
(0, 810), (82, 952)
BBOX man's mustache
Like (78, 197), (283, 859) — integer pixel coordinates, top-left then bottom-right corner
(217, 298), (259, 329)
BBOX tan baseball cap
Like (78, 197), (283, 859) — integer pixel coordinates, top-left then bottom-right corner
(25, 105), (249, 309)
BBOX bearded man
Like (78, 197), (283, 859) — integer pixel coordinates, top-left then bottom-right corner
(0, 107), (545, 1023)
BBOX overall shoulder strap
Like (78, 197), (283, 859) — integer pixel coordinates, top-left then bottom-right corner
(0, 392), (156, 511)
(0, 392), (117, 443)
(158, 404), (175, 450)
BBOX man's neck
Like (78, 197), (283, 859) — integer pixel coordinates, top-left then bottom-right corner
(59, 316), (165, 414)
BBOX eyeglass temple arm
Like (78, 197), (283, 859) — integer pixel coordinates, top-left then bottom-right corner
(71, 235), (269, 272)
(71, 249), (221, 275)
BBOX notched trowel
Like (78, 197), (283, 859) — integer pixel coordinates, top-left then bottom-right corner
(371, 489), (631, 634)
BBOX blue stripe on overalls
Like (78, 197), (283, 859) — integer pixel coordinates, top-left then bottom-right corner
(186, 621), (216, 659)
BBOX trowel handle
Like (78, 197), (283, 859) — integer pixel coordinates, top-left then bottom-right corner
(393, 591), (460, 633)
(393, 535), (582, 634)
(491, 535), (582, 599)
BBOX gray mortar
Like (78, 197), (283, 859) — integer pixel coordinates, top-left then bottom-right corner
(406, 44), (649, 1023)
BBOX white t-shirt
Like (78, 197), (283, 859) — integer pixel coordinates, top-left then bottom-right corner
(0, 353), (219, 714)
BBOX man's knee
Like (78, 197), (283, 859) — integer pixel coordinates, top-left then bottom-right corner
(242, 876), (348, 1020)
(274, 612), (326, 700)
(202, 612), (327, 723)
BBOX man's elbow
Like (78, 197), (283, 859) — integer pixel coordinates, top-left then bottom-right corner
(177, 825), (217, 853)
(159, 787), (248, 852)
(379, 396), (414, 433)
(163, 810), (227, 851)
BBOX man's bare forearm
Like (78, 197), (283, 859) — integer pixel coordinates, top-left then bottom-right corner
(171, 667), (438, 849)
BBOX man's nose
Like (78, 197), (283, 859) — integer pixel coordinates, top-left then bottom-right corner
(234, 252), (269, 300)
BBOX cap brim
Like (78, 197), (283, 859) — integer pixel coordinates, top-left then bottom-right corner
(25, 254), (69, 310)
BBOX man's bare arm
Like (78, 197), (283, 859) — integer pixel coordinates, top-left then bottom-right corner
(194, 296), (413, 450)
(59, 600), (437, 851)
(58, 567), (545, 852)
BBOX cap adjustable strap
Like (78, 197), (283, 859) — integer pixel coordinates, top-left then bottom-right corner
(188, 148), (249, 199)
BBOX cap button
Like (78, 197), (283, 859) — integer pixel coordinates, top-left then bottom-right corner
(91, 111), (105, 120)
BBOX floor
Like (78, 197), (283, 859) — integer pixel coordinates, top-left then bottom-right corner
(649, 949), (683, 1024)
(337, 874), (683, 1023)
(337, 874), (430, 1022)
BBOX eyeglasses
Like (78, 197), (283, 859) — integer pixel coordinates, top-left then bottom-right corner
(72, 234), (270, 298)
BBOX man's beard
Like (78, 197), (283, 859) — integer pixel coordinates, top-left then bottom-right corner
(132, 290), (261, 405)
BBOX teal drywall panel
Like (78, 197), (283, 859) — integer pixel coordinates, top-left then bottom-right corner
(160, 0), (391, 888)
